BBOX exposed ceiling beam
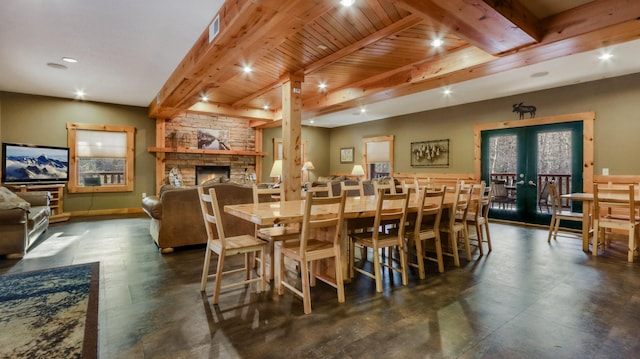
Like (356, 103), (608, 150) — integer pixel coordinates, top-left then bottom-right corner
(397, 0), (540, 55)
(188, 102), (275, 121)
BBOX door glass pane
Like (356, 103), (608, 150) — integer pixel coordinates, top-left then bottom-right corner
(487, 134), (518, 211)
(537, 130), (572, 213)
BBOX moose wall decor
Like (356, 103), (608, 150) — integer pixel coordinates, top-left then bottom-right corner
(512, 102), (536, 119)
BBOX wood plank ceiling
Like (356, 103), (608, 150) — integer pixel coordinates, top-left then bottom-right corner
(149, 0), (640, 127)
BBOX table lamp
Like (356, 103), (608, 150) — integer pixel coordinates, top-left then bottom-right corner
(302, 161), (315, 182)
(270, 159), (283, 185)
(351, 164), (365, 180)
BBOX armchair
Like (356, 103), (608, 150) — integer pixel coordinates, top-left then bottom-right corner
(0, 188), (51, 258)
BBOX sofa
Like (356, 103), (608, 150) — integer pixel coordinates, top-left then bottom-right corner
(0, 187), (51, 259)
(141, 181), (255, 253)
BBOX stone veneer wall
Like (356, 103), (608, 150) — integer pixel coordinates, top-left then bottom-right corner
(162, 112), (256, 186)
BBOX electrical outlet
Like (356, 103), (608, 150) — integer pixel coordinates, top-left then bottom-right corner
(602, 168), (609, 175)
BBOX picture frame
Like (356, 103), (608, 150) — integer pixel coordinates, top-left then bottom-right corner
(411, 139), (449, 167)
(197, 129), (230, 150)
(340, 147), (354, 164)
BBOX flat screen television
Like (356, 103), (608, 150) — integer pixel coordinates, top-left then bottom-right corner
(1, 142), (70, 184)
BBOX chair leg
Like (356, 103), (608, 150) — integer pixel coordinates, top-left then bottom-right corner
(628, 230), (635, 263)
(398, 242), (408, 286)
(547, 215), (556, 243)
(200, 242), (213, 292)
(484, 221), (492, 252)
(450, 232), (460, 267)
(434, 233), (445, 273)
(373, 245), (383, 292)
(212, 251), (225, 304)
(244, 253), (251, 281)
(277, 245), (285, 295)
(259, 246), (266, 293)
(462, 226), (472, 261)
(310, 260), (317, 287)
(592, 225), (600, 256)
(334, 248), (345, 303)
(415, 238), (426, 279)
(300, 258), (312, 314)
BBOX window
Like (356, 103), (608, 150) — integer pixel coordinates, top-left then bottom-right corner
(67, 123), (135, 193)
(362, 135), (394, 179)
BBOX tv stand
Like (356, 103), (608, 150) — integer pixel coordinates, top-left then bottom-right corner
(9, 183), (71, 223)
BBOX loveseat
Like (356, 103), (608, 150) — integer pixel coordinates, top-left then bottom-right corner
(0, 188), (51, 259)
(141, 181), (255, 253)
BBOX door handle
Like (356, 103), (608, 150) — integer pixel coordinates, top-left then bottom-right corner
(515, 180), (524, 185)
(528, 180), (536, 186)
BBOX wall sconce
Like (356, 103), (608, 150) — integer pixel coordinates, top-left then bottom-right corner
(351, 164), (365, 180)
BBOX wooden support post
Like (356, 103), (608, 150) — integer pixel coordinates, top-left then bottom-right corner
(281, 72), (304, 201)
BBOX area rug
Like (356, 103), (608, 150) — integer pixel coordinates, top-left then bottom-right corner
(0, 262), (99, 358)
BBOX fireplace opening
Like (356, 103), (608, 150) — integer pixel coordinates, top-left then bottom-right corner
(196, 165), (231, 185)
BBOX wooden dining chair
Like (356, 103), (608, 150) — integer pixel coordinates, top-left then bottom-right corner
(340, 180), (364, 197)
(252, 184), (300, 281)
(407, 187), (446, 278)
(307, 185), (331, 197)
(373, 178), (397, 195)
(592, 183), (640, 262)
(198, 186), (267, 304)
(465, 182), (491, 256)
(350, 189), (409, 292)
(547, 182), (585, 243)
(439, 185), (472, 266)
(277, 191), (347, 314)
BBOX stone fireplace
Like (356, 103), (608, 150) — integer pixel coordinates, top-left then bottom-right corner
(196, 165), (231, 185)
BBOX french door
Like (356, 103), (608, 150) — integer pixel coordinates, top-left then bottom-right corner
(481, 121), (584, 224)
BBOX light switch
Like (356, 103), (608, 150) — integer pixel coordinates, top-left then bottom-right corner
(602, 168), (609, 175)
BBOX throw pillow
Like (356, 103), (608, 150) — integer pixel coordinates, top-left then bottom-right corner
(0, 187), (31, 211)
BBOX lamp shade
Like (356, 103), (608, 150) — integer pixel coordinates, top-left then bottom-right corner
(351, 164), (365, 176)
(270, 160), (283, 177)
(302, 161), (315, 171)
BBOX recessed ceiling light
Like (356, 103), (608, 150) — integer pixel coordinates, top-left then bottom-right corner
(318, 82), (327, 90)
(75, 90), (85, 99)
(200, 95), (209, 102)
(46, 62), (67, 70)
(242, 65), (252, 74)
(360, 107), (366, 114)
(598, 52), (613, 60)
(430, 38), (444, 48)
(309, 119), (315, 124)
(62, 57), (78, 63)
(340, 0), (355, 7)
(531, 71), (549, 78)
(317, 44), (328, 50)
(263, 104), (269, 110)
(443, 88), (452, 95)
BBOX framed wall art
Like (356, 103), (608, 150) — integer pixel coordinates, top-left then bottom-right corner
(340, 147), (354, 164)
(411, 139), (449, 167)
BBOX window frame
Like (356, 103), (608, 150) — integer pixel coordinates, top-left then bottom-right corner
(362, 135), (394, 180)
(66, 122), (135, 193)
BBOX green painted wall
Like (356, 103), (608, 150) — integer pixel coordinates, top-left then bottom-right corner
(0, 92), (156, 212)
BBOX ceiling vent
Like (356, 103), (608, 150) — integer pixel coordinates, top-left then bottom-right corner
(209, 15), (220, 43)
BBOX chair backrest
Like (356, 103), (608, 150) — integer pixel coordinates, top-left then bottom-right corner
(372, 190), (409, 240)
(490, 179), (508, 197)
(299, 191), (347, 252)
(198, 186), (226, 246)
(307, 185), (331, 197)
(481, 185), (492, 217)
(467, 183), (484, 216)
(340, 180), (364, 197)
(414, 177), (434, 190)
(413, 187), (445, 236)
(252, 183), (283, 203)
(548, 182), (563, 214)
(373, 179), (397, 195)
(593, 183), (637, 221)
(443, 185), (471, 228)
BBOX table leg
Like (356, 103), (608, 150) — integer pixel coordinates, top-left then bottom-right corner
(582, 201), (591, 252)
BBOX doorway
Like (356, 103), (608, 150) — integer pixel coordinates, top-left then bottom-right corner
(473, 112), (595, 225)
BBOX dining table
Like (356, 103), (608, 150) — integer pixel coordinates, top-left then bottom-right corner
(562, 190), (640, 255)
(225, 192), (458, 280)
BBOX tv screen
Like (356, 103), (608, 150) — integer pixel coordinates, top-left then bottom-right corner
(2, 142), (70, 184)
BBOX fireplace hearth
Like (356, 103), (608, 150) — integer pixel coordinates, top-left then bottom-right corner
(196, 165), (231, 185)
